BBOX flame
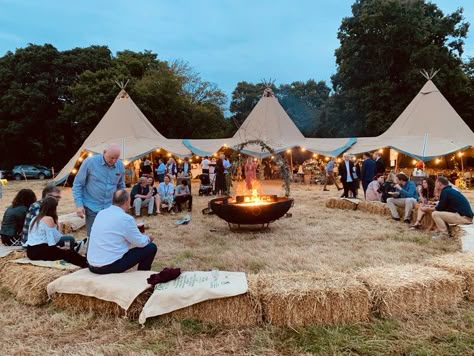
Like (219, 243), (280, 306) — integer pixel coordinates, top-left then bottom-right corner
(232, 180), (270, 206)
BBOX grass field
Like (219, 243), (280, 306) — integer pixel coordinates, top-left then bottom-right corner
(0, 179), (473, 355)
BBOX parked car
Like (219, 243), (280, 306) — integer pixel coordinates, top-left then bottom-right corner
(12, 164), (52, 180)
(0, 169), (11, 179)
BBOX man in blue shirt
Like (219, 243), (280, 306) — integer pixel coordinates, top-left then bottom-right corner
(423, 176), (473, 239)
(72, 144), (125, 240)
(155, 158), (166, 183)
(386, 173), (419, 223)
(221, 154), (232, 195)
(323, 158), (342, 192)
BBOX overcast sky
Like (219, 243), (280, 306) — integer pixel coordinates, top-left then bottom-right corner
(0, 0), (472, 103)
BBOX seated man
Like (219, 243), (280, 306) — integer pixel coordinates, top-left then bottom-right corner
(130, 177), (155, 217)
(156, 175), (175, 214)
(386, 173), (419, 223)
(175, 180), (192, 212)
(88, 190), (157, 274)
(422, 176), (473, 239)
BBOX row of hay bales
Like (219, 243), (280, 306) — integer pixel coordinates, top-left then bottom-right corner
(0, 252), (473, 327)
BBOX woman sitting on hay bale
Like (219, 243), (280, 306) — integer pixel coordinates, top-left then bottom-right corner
(0, 189), (37, 246)
(411, 177), (436, 230)
(25, 197), (87, 268)
(365, 174), (384, 202)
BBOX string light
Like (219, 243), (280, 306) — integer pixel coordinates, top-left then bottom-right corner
(78, 157), (84, 162)
(271, 155), (274, 159)
(312, 153), (318, 158)
(178, 159), (182, 164)
(88, 152), (93, 157)
(336, 158), (341, 163)
(378, 149), (383, 153)
(325, 157), (329, 161)
(156, 148), (161, 152)
(195, 155), (200, 159)
(301, 147), (306, 152)
(123, 160), (129, 165)
(72, 168), (77, 174)
(435, 158), (441, 164)
(458, 152), (464, 157)
(286, 149), (291, 153)
(412, 160), (417, 165)
(167, 153), (172, 157)
(223, 144), (228, 147)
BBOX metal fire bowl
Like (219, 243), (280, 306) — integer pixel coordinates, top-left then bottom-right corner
(209, 195), (294, 226)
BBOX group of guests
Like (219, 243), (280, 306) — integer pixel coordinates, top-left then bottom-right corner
(131, 175), (192, 216)
(200, 154), (232, 195)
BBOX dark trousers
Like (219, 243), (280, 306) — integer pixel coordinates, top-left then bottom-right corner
(342, 181), (357, 198)
(157, 174), (165, 183)
(175, 195), (192, 211)
(89, 243), (157, 274)
(362, 180), (370, 194)
(26, 243), (88, 267)
(1, 234), (21, 246)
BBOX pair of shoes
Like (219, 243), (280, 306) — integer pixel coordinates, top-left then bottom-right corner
(74, 240), (85, 253)
(323, 189), (329, 191)
(392, 217), (401, 221)
(135, 214), (141, 217)
(410, 224), (420, 230)
(403, 219), (411, 224)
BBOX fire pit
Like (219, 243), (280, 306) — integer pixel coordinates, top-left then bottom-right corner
(209, 194), (294, 230)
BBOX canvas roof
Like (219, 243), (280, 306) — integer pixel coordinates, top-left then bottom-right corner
(184, 89), (356, 158)
(54, 90), (190, 184)
(349, 80), (474, 161)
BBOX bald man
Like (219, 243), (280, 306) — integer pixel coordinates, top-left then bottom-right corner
(72, 144), (125, 242)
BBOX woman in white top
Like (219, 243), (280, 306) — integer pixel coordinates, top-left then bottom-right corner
(26, 197), (87, 267)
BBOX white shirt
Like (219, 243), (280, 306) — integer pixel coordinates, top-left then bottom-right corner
(87, 205), (151, 267)
(344, 160), (353, 182)
(27, 219), (63, 247)
(201, 159), (210, 170)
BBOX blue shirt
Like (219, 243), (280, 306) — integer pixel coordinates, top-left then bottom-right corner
(156, 163), (166, 175)
(72, 154), (125, 213)
(158, 182), (175, 199)
(223, 159), (231, 174)
(87, 205), (151, 267)
(398, 181), (419, 200)
(326, 160), (334, 173)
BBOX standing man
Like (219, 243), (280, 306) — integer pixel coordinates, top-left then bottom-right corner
(201, 156), (210, 174)
(422, 176), (473, 239)
(221, 154), (232, 195)
(155, 158), (166, 183)
(73, 144), (125, 241)
(386, 173), (418, 223)
(361, 152), (376, 196)
(338, 153), (358, 198)
(323, 157), (342, 192)
(373, 151), (385, 175)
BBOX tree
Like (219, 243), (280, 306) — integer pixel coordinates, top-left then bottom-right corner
(330, 0), (471, 136)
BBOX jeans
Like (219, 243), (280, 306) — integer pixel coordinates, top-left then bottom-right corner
(387, 197), (417, 220)
(56, 235), (76, 250)
(88, 243), (158, 274)
(133, 197), (154, 216)
(85, 206), (99, 238)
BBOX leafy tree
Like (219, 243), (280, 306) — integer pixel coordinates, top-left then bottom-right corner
(330, 0), (471, 136)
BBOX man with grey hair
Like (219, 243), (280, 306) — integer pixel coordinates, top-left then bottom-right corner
(72, 143), (125, 241)
(338, 153), (357, 198)
(130, 176), (155, 217)
(88, 190), (157, 274)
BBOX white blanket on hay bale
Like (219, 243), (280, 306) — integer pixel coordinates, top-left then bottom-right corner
(0, 246), (23, 258)
(11, 257), (80, 271)
(139, 271), (248, 324)
(47, 269), (154, 311)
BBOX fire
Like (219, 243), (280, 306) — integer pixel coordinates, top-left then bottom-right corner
(232, 181), (271, 206)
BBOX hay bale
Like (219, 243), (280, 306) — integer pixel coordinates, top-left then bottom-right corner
(0, 263), (70, 305)
(0, 250), (26, 273)
(325, 198), (358, 211)
(52, 288), (153, 320)
(258, 272), (370, 327)
(426, 252), (474, 301)
(358, 201), (391, 216)
(356, 264), (463, 318)
(165, 275), (261, 327)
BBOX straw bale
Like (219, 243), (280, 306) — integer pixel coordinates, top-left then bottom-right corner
(0, 250), (26, 273)
(357, 201), (391, 216)
(0, 263), (70, 306)
(164, 275), (261, 327)
(426, 252), (474, 301)
(356, 264), (463, 318)
(258, 272), (370, 327)
(52, 288), (153, 320)
(325, 198), (358, 211)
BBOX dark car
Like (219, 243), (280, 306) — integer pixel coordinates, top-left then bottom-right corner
(12, 164), (52, 180)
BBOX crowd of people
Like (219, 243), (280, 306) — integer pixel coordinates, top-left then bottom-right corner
(1, 144), (472, 275)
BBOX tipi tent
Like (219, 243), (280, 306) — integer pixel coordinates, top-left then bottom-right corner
(349, 79), (474, 161)
(184, 88), (355, 158)
(54, 90), (190, 184)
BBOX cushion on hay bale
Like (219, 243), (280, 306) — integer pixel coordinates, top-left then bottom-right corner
(325, 198), (359, 211)
(258, 272), (370, 327)
(164, 274), (261, 327)
(0, 263), (71, 305)
(48, 269), (154, 317)
(356, 264), (464, 318)
(426, 252), (474, 301)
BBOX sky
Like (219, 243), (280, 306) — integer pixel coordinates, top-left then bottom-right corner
(0, 0), (473, 105)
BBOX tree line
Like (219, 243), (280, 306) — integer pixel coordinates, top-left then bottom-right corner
(0, 0), (472, 170)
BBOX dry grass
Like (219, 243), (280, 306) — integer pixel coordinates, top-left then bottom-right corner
(0, 263), (70, 305)
(356, 264), (464, 318)
(426, 252), (474, 301)
(52, 288), (153, 320)
(258, 271), (370, 327)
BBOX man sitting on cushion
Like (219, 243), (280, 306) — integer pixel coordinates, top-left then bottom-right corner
(87, 190), (157, 274)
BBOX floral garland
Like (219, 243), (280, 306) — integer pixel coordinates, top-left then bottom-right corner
(230, 140), (291, 197)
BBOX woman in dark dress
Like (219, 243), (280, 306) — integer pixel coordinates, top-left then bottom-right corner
(214, 158), (226, 196)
